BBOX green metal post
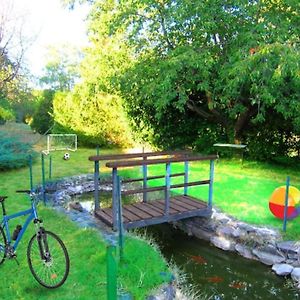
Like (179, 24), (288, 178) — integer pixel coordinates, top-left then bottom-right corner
(117, 176), (124, 261)
(29, 155), (33, 191)
(112, 167), (118, 231)
(208, 159), (214, 208)
(184, 160), (189, 196)
(142, 156), (148, 203)
(41, 153), (46, 204)
(94, 161), (100, 210)
(107, 244), (117, 300)
(165, 162), (171, 215)
(94, 147), (100, 211)
(283, 176), (290, 232)
(49, 155), (52, 179)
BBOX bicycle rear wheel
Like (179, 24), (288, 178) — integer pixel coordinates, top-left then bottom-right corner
(0, 227), (6, 265)
(27, 230), (70, 288)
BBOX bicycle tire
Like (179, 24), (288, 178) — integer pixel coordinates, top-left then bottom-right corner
(27, 230), (70, 289)
(0, 227), (6, 265)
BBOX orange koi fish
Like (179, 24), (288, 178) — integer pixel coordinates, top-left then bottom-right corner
(229, 281), (247, 289)
(189, 255), (207, 265)
(207, 276), (224, 283)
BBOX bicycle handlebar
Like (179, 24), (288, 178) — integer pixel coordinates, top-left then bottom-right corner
(16, 190), (32, 194)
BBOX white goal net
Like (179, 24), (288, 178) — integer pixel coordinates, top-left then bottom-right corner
(43, 134), (77, 154)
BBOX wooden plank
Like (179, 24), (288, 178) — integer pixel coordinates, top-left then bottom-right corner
(123, 172), (185, 184)
(106, 155), (218, 168)
(123, 208), (212, 230)
(94, 210), (113, 226)
(173, 195), (204, 209)
(122, 180), (210, 196)
(126, 205), (153, 220)
(180, 195), (208, 208)
(169, 201), (189, 213)
(150, 200), (179, 215)
(123, 185), (166, 195)
(131, 203), (163, 218)
(121, 207), (142, 222)
(171, 180), (210, 189)
(89, 150), (192, 162)
(171, 197), (200, 211)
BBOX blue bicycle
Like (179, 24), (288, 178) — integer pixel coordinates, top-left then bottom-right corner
(0, 190), (70, 289)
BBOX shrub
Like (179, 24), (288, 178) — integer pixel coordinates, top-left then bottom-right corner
(0, 132), (36, 170)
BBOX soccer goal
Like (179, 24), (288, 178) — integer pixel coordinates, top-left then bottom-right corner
(43, 134), (77, 154)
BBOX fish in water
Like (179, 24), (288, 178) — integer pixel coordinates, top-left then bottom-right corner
(189, 255), (207, 265)
(229, 281), (247, 289)
(206, 276), (224, 283)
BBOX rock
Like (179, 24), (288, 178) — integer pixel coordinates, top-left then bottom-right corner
(190, 227), (214, 241)
(277, 241), (300, 259)
(69, 201), (84, 212)
(210, 236), (235, 251)
(252, 246), (285, 265)
(291, 268), (300, 282)
(272, 264), (294, 276)
(235, 243), (255, 259)
(216, 225), (235, 237)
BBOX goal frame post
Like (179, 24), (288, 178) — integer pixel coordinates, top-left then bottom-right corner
(43, 134), (78, 155)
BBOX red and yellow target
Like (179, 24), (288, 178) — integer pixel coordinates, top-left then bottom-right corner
(269, 186), (300, 219)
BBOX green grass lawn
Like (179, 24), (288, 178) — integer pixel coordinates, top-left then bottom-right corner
(143, 158), (300, 240)
(2, 137), (300, 299)
(0, 147), (169, 299)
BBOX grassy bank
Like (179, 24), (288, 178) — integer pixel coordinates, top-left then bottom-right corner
(0, 148), (170, 299)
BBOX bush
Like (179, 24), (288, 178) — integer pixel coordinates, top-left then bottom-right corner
(53, 90), (134, 148)
(0, 132), (36, 170)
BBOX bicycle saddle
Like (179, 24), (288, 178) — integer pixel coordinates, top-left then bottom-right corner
(0, 196), (8, 202)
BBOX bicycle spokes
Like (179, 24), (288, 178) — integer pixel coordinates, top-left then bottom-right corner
(27, 230), (70, 289)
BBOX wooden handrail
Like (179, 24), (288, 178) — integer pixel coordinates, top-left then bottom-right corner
(122, 180), (211, 195)
(122, 172), (185, 183)
(89, 150), (192, 162)
(106, 155), (218, 168)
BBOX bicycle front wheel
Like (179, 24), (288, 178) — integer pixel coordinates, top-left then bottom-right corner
(0, 226), (6, 265)
(27, 230), (70, 288)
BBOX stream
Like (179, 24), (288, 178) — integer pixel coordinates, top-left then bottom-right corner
(73, 192), (299, 300)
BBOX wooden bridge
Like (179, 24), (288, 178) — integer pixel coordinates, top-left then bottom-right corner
(89, 151), (217, 230)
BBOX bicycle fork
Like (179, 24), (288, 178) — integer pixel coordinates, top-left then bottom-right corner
(35, 222), (51, 262)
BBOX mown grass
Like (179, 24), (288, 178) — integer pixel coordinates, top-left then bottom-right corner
(0, 147), (169, 299)
(144, 158), (300, 240)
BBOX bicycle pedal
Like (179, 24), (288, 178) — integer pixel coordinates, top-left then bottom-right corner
(13, 256), (19, 266)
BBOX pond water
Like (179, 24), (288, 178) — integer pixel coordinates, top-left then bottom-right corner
(74, 192), (299, 300)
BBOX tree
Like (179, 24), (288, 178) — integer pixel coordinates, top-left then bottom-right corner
(0, 0), (35, 124)
(39, 45), (82, 91)
(30, 89), (55, 134)
(80, 0), (300, 151)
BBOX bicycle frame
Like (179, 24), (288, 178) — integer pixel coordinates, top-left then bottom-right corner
(0, 201), (39, 252)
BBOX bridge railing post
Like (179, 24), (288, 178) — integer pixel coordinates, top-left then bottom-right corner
(142, 155), (148, 203)
(184, 159), (189, 196)
(117, 176), (124, 261)
(94, 160), (100, 211)
(165, 162), (171, 215)
(283, 176), (290, 232)
(112, 167), (119, 231)
(208, 159), (215, 208)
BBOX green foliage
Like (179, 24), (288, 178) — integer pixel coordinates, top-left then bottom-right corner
(80, 0), (300, 159)
(39, 45), (82, 91)
(52, 89), (134, 147)
(30, 90), (54, 134)
(0, 132), (36, 170)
